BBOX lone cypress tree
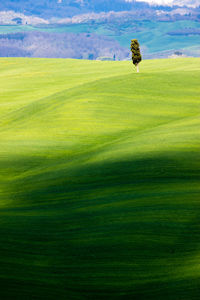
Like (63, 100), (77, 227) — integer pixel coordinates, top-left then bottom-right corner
(130, 39), (142, 73)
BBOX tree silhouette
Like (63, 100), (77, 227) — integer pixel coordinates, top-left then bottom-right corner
(130, 39), (142, 73)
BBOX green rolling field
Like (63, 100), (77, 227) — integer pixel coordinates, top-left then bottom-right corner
(0, 57), (200, 299)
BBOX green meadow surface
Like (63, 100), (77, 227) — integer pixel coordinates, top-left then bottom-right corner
(0, 57), (200, 299)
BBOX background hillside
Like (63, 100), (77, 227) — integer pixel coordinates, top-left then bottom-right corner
(0, 0), (149, 18)
(0, 57), (200, 299)
(0, 0), (200, 59)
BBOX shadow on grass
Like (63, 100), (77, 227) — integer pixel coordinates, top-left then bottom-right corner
(0, 152), (200, 299)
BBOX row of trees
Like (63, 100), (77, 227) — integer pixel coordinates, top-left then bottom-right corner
(0, 31), (130, 60)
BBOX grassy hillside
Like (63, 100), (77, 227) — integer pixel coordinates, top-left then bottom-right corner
(0, 57), (200, 299)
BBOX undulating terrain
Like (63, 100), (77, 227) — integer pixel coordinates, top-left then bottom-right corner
(0, 58), (200, 299)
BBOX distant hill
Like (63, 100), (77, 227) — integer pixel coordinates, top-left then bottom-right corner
(0, 1), (199, 59)
(0, 0), (199, 19)
(0, 19), (199, 59)
(0, 0), (148, 18)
